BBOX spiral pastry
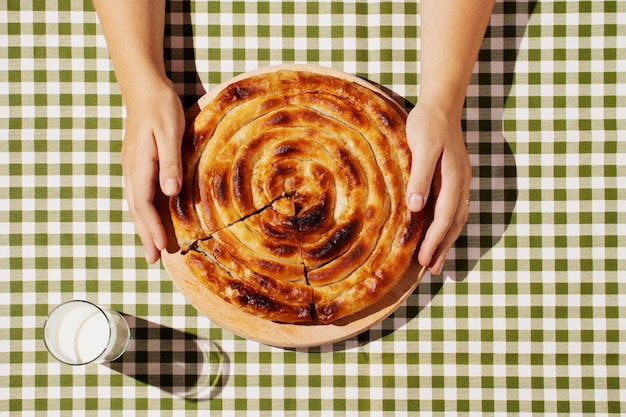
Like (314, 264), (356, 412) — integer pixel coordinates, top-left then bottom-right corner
(170, 68), (423, 323)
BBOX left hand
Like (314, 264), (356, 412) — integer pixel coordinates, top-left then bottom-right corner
(120, 79), (185, 263)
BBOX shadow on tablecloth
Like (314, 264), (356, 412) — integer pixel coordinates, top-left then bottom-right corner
(349, 1), (540, 349)
(103, 315), (229, 401)
(164, 0), (207, 109)
(437, 0), (540, 282)
(157, 0), (539, 350)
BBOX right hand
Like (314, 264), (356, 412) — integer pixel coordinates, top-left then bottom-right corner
(121, 79), (185, 263)
(405, 99), (472, 275)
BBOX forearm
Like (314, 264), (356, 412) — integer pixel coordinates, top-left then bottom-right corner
(418, 0), (495, 116)
(92, 0), (168, 107)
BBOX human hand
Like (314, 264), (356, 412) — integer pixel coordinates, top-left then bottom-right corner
(405, 100), (472, 275)
(121, 80), (185, 263)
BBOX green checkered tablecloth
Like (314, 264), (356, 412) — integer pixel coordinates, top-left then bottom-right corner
(1, 0), (625, 415)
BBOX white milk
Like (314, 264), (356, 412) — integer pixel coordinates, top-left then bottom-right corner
(44, 301), (131, 365)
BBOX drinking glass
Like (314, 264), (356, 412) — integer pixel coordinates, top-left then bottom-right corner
(43, 300), (132, 365)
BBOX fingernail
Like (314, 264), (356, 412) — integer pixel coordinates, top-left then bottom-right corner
(163, 178), (180, 196)
(408, 193), (424, 212)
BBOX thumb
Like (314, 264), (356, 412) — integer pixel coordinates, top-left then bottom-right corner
(156, 129), (184, 197)
(405, 126), (441, 212)
(405, 149), (439, 212)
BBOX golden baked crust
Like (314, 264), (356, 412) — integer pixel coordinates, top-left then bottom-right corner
(170, 68), (423, 323)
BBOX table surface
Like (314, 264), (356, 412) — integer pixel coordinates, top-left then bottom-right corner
(2, 0), (625, 415)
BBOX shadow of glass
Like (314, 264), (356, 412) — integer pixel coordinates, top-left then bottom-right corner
(102, 315), (229, 401)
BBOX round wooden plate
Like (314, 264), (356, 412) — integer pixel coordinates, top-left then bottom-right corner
(161, 64), (427, 348)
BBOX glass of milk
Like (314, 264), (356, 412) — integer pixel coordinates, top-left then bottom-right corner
(43, 300), (132, 365)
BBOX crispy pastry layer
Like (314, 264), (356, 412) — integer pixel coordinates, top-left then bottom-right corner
(170, 69), (423, 323)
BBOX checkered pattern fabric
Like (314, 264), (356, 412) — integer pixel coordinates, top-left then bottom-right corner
(1, 0), (624, 415)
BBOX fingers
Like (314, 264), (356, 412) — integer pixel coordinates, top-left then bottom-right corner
(419, 190), (471, 275)
(123, 119), (183, 263)
(417, 154), (472, 275)
(405, 103), (472, 275)
(120, 88), (185, 263)
(124, 152), (166, 264)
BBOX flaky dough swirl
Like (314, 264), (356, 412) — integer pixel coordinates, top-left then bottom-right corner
(171, 69), (423, 323)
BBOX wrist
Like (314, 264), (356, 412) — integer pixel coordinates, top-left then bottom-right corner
(415, 82), (467, 120)
(120, 73), (176, 110)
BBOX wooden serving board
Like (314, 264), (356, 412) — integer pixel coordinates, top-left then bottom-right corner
(161, 64), (427, 348)
(162, 249), (426, 348)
